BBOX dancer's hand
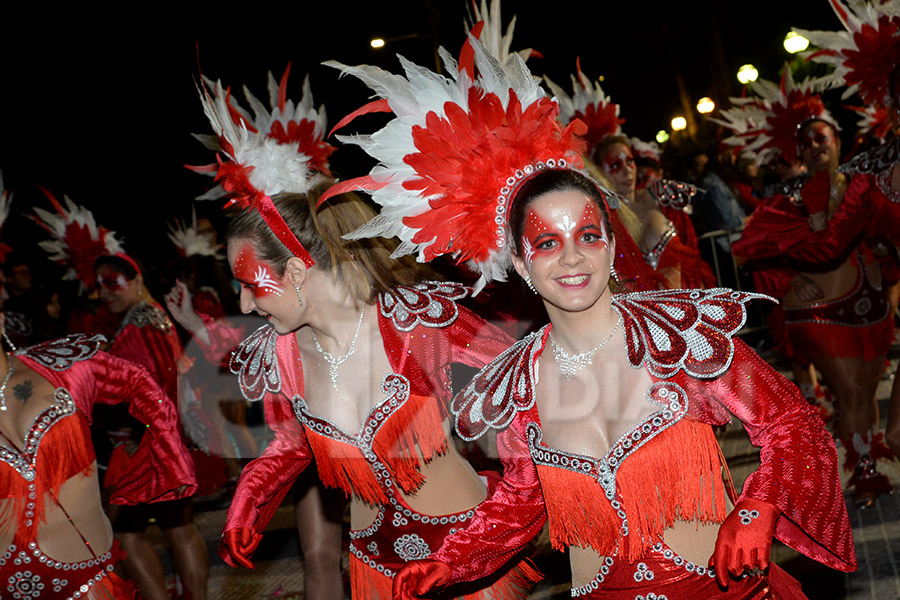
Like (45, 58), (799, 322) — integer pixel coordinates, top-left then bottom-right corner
(219, 527), (262, 569)
(164, 280), (208, 341)
(392, 560), (451, 600)
(709, 499), (778, 588)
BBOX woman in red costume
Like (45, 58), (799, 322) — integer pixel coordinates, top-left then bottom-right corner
(93, 254), (210, 600)
(319, 37), (855, 599)
(180, 72), (541, 599)
(0, 301), (196, 599)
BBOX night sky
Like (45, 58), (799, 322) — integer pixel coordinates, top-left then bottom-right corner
(1, 1), (843, 274)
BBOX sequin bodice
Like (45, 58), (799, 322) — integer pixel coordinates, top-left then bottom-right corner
(0, 388), (78, 483)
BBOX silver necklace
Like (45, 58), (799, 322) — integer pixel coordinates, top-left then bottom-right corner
(0, 353), (14, 412)
(550, 313), (622, 380)
(310, 308), (366, 390)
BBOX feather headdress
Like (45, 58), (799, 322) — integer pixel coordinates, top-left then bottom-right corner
(465, 0), (542, 71)
(321, 35), (586, 292)
(544, 58), (624, 151)
(0, 173), (13, 263)
(168, 207), (224, 260)
(711, 67), (839, 165)
(32, 188), (125, 289)
(793, 0), (900, 138)
(189, 66), (336, 267)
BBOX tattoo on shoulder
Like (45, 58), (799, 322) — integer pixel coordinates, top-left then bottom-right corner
(14, 380), (33, 405)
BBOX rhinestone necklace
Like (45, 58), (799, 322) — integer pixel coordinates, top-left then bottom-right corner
(0, 353), (14, 411)
(550, 313), (622, 380)
(310, 308), (366, 390)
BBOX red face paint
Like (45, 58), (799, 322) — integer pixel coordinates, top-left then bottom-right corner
(232, 243), (285, 299)
(521, 199), (608, 267)
(96, 265), (128, 291)
(600, 148), (635, 174)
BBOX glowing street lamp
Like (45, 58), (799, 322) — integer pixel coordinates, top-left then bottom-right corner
(696, 97), (715, 114)
(671, 116), (687, 132)
(656, 130), (670, 144)
(737, 64), (758, 84)
(370, 38), (385, 49)
(783, 31), (809, 54)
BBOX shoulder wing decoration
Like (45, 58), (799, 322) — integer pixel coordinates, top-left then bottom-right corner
(17, 334), (105, 371)
(380, 282), (469, 332)
(229, 324), (281, 401)
(125, 303), (174, 332)
(614, 288), (774, 379)
(451, 327), (544, 441)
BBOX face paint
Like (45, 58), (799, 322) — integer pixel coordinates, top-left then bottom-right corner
(798, 122), (836, 151)
(521, 198), (608, 264)
(96, 266), (129, 291)
(601, 149), (635, 174)
(232, 243), (284, 298)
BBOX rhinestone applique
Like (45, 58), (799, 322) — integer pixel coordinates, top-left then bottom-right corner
(1, 543), (114, 600)
(379, 282), (468, 331)
(230, 325), (281, 402)
(0, 388), (76, 482)
(393, 534), (431, 561)
(633, 562), (655, 582)
(16, 335), (104, 372)
(650, 178), (701, 210)
(739, 508), (760, 525)
(642, 223), (677, 270)
(570, 557), (614, 597)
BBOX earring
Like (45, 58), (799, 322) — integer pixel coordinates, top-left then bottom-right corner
(523, 276), (537, 294)
(294, 285), (304, 308)
(609, 263), (619, 283)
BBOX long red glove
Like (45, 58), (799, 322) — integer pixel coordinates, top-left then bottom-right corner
(709, 498), (779, 588)
(219, 527), (262, 569)
(392, 560), (452, 600)
(800, 170), (831, 215)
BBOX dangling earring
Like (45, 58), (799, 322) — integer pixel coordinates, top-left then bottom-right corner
(609, 262), (619, 283)
(294, 285), (304, 308)
(523, 276), (537, 294)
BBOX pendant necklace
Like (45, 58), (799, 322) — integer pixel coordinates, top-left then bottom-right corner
(310, 308), (366, 390)
(550, 313), (622, 380)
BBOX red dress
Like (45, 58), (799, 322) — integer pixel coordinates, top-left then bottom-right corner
(223, 283), (540, 599)
(426, 290), (855, 598)
(0, 334), (195, 600)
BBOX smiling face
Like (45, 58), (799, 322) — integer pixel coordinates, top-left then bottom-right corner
(228, 238), (299, 333)
(512, 190), (614, 314)
(798, 121), (840, 174)
(598, 142), (637, 198)
(96, 264), (144, 314)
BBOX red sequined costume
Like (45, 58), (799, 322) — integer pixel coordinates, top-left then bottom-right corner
(424, 290), (855, 598)
(0, 334), (195, 600)
(221, 283), (540, 599)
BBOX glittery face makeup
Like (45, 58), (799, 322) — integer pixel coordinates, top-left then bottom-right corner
(521, 199), (608, 267)
(96, 266), (129, 291)
(599, 143), (637, 197)
(600, 149), (635, 174)
(231, 243), (284, 298)
(798, 121), (837, 152)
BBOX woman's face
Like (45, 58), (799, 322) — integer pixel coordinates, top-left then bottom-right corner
(599, 143), (637, 198)
(512, 190), (614, 314)
(96, 265), (143, 314)
(227, 238), (299, 333)
(798, 121), (840, 174)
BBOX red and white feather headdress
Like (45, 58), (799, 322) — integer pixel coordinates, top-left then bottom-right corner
(544, 58), (624, 151)
(168, 207), (224, 260)
(465, 0), (542, 71)
(321, 35), (587, 292)
(0, 173), (13, 263)
(32, 189), (126, 289)
(794, 0), (900, 138)
(189, 66), (336, 268)
(712, 67), (839, 165)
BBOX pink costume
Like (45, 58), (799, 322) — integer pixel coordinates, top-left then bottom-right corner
(0, 334), (195, 600)
(221, 283), (539, 598)
(424, 290), (855, 598)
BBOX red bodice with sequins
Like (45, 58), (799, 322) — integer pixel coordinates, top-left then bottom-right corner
(430, 289), (855, 590)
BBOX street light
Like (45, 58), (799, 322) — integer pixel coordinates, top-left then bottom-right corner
(371, 38), (386, 49)
(696, 97), (715, 114)
(656, 130), (670, 144)
(737, 64), (758, 84)
(671, 116), (687, 132)
(784, 31), (809, 54)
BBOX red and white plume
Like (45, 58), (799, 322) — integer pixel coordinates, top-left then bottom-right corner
(322, 35), (586, 292)
(544, 58), (624, 151)
(631, 137), (662, 165)
(168, 207), (224, 260)
(0, 173), (13, 262)
(711, 67), (838, 165)
(465, 0), (542, 71)
(32, 190), (124, 288)
(190, 66), (335, 209)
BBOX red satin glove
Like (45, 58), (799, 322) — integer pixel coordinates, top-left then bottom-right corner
(800, 170), (831, 215)
(709, 498), (779, 588)
(392, 560), (452, 600)
(219, 527), (262, 569)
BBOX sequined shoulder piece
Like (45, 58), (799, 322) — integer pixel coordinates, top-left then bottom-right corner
(451, 327), (545, 441)
(229, 324), (281, 402)
(762, 173), (809, 204)
(839, 137), (900, 177)
(4, 311), (32, 337)
(17, 333), (105, 371)
(124, 302), (174, 332)
(651, 178), (701, 210)
(614, 288), (774, 379)
(380, 282), (468, 332)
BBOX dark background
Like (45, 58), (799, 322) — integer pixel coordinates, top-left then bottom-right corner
(0, 1), (842, 268)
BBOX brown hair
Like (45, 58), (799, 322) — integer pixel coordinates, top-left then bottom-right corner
(226, 180), (436, 304)
(591, 134), (632, 164)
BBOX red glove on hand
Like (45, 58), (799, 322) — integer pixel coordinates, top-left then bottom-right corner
(709, 498), (779, 588)
(392, 560), (452, 600)
(800, 170), (831, 215)
(219, 527), (262, 569)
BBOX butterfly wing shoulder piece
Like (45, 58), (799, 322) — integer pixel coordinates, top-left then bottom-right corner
(380, 281), (469, 332)
(17, 333), (105, 371)
(229, 324), (281, 401)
